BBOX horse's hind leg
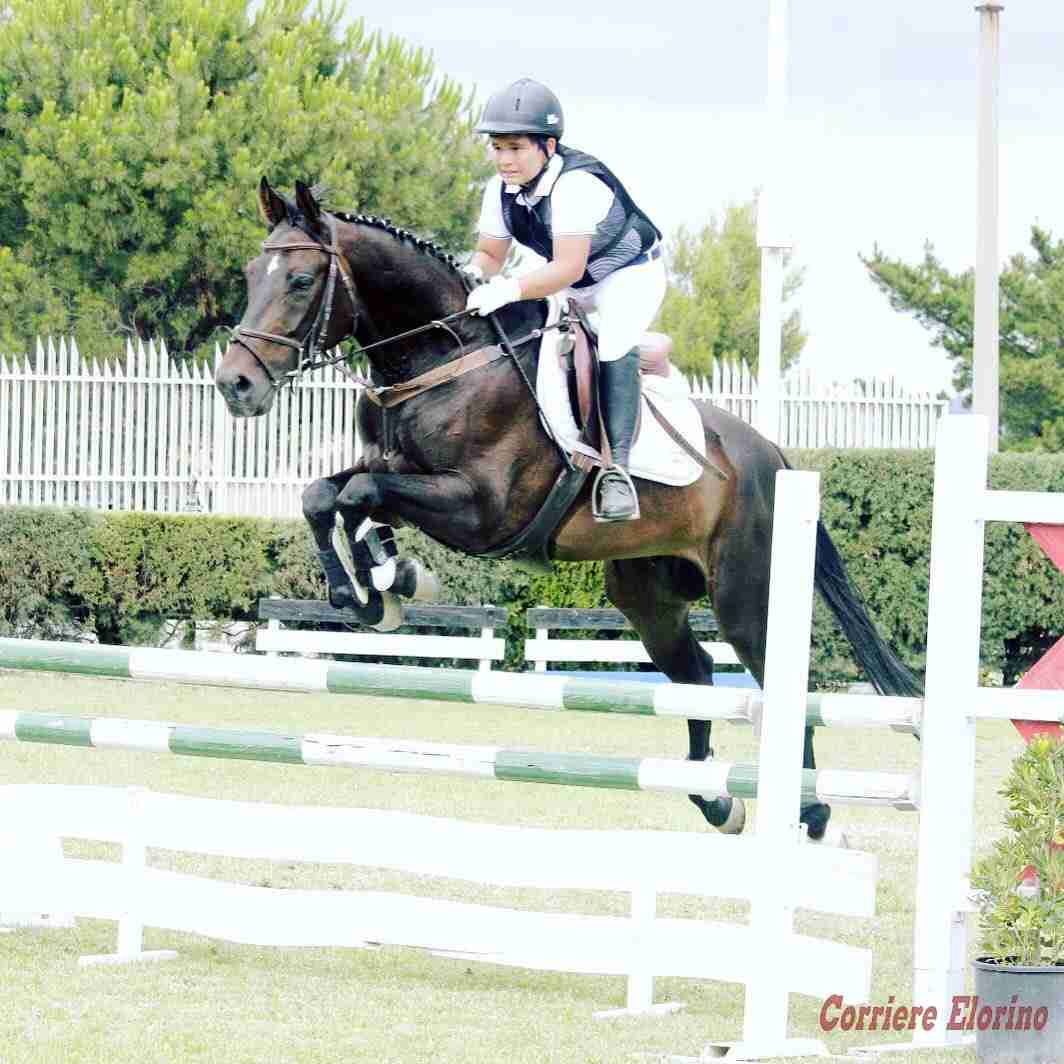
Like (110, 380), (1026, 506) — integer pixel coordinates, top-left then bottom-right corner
(604, 558), (745, 834)
(712, 509), (832, 841)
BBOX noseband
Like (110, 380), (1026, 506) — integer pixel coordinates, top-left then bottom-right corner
(229, 214), (358, 390)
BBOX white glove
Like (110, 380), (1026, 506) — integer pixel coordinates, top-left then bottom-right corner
(466, 275), (522, 316)
(460, 262), (485, 286)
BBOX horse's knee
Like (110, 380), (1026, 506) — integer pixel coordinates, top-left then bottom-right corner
(302, 478), (339, 523)
(336, 474), (381, 519)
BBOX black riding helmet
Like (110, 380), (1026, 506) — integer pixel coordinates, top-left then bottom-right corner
(475, 78), (564, 140)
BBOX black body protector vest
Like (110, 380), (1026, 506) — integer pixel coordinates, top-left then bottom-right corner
(500, 146), (662, 289)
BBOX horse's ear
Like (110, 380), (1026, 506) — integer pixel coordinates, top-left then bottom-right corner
(294, 179), (323, 230)
(259, 176), (286, 229)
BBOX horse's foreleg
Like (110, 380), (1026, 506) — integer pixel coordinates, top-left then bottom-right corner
(332, 471), (479, 626)
(302, 471), (361, 610)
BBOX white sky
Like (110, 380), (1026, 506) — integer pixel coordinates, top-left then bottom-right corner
(341, 1), (1064, 395)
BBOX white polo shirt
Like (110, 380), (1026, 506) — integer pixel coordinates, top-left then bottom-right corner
(477, 153), (615, 240)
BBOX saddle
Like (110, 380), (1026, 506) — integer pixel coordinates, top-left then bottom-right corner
(557, 309), (684, 466)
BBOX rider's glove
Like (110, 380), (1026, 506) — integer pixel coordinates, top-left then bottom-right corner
(460, 262), (485, 287)
(466, 275), (522, 316)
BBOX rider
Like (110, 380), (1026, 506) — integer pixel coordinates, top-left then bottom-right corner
(465, 78), (665, 523)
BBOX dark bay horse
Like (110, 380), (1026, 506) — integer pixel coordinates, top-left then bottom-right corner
(215, 178), (921, 840)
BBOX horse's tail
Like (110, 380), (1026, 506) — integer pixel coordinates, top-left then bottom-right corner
(813, 521), (924, 697)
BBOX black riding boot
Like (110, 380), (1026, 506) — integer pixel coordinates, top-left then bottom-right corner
(594, 348), (641, 522)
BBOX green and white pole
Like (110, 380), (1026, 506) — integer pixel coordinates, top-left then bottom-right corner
(0, 638), (920, 733)
(0, 711), (920, 809)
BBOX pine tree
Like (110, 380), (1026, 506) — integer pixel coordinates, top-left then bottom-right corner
(0, 0), (490, 361)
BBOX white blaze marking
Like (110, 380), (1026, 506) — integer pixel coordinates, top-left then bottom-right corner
(267, 254), (280, 276)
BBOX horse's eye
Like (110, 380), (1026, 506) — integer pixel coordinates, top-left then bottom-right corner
(290, 275), (314, 291)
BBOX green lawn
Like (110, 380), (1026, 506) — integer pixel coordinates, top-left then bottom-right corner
(1, 666), (1021, 1063)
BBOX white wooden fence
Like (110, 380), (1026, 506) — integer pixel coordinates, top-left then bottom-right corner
(0, 336), (946, 517)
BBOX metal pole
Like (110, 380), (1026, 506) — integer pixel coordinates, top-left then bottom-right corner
(756, 0), (792, 444)
(973, 4), (1002, 451)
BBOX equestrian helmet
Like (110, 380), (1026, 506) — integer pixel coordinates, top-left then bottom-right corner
(475, 78), (564, 140)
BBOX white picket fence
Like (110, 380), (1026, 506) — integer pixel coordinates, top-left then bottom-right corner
(0, 336), (362, 517)
(0, 336), (946, 517)
(693, 361), (946, 449)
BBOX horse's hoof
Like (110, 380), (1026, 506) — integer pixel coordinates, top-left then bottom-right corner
(800, 801), (832, 842)
(688, 793), (746, 835)
(808, 825), (850, 848)
(716, 796), (746, 835)
(328, 583), (359, 611)
(392, 558), (440, 602)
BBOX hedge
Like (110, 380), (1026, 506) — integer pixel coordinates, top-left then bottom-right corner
(2, 447), (1064, 684)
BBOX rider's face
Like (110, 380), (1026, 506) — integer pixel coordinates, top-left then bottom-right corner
(489, 135), (554, 186)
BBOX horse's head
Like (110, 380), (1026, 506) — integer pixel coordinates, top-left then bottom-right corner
(215, 178), (360, 416)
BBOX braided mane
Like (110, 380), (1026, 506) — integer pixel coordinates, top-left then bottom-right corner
(272, 184), (466, 278)
(332, 210), (464, 278)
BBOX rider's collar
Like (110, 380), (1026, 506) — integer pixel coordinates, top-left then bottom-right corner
(506, 152), (563, 204)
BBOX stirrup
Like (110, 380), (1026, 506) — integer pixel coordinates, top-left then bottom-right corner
(592, 464), (641, 523)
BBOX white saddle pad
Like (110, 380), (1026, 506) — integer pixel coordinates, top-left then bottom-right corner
(534, 300), (707, 487)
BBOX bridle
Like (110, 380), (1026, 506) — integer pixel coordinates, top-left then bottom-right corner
(228, 211), (493, 392)
(228, 213), (361, 390)
(227, 209), (576, 418)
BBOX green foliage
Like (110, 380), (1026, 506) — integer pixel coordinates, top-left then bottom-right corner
(793, 448), (1064, 688)
(655, 201), (805, 377)
(0, 0), (490, 362)
(971, 737), (1064, 967)
(85, 512), (278, 643)
(795, 449), (936, 688)
(389, 530), (610, 669)
(862, 227), (1064, 452)
(0, 506), (102, 638)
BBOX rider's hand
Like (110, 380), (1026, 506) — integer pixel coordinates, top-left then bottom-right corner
(459, 262), (485, 287)
(466, 275), (522, 316)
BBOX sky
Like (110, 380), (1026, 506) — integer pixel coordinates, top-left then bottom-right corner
(341, 1), (1064, 395)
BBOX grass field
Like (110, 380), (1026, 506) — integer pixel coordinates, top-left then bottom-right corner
(0, 665), (1024, 1063)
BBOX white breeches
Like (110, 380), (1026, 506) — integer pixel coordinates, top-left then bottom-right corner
(565, 253), (667, 362)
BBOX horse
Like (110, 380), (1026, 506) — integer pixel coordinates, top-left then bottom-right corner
(215, 178), (922, 840)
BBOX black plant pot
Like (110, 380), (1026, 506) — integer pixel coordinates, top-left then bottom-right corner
(972, 957), (1064, 1063)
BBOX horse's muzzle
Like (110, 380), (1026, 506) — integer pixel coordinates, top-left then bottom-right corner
(215, 347), (275, 417)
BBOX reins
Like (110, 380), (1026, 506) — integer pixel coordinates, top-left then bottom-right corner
(228, 210), (577, 469)
(229, 210), (567, 400)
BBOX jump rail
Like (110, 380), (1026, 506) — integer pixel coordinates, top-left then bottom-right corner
(524, 606), (746, 672)
(0, 637), (921, 733)
(256, 599), (508, 673)
(0, 711), (919, 810)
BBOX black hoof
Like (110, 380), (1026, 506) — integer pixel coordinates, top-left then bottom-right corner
(391, 558), (418, 599)
(328, 582), (359, 611)
(327, 583), (384, 627)
(800, 802), (832, 841)
(688, 792), (735, 828)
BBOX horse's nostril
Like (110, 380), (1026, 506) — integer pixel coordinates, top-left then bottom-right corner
(234, 375), (253, 394)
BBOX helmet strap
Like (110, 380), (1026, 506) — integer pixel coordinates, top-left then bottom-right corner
(520, 140), (555, 194)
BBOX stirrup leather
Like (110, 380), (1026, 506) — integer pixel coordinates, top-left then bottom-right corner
(592, 464), (641, 522)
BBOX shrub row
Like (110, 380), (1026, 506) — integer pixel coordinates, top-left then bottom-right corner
(3, 447), (1064, 684)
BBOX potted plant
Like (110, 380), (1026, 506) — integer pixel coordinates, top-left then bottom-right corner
(970, 735), (1064, 1063)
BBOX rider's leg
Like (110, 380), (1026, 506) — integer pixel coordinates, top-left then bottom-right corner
(595, 349), (641, 520)
(581, 250), (667, 522)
